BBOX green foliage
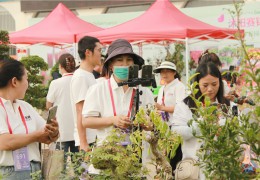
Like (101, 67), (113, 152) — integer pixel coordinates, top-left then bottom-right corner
(133, 107), (182, 179)
(48, 62), (61, 86)
(187, 78), (259, 179)
(165, 42), (185, 78)
(0, 30), (10, 60)
(184, 3), (260, 179)
(91, 129), (146, 180)
(20, 55), (48, 110)
(31, 170), (42, 180)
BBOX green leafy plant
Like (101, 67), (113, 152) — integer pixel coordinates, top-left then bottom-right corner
(31, 170), (42, 180)
(48, 62), (61, 86)
(187, 84), (248, 179)
(20, 55), (48, 110)
(186, 2), (259, 179)
(91, 129), (146, 180)
(0, 30), (10, 60)
(133, 107), (182, 180)
(165, 42), (185, 78)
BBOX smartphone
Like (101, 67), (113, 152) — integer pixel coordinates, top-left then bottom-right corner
(141, 65), (153, 87)
(141, 65), (152, 79)
(46, 106), (58, 124)
(128, 64), (139, 80)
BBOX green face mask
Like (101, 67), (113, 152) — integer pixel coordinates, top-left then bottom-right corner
(113, 66), (129, 81)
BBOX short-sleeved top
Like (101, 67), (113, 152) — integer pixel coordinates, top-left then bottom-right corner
(47, 73), (74, 142)
(70, 68), (97, 146)
(0, 98), (45, 166)
(170, 99), (229, 160)
(157, 78), (186, 122)
(82, 75), (154, 146)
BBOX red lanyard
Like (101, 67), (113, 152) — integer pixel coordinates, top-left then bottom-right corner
(63, 73), (73, 77)
(0, 98), (28, 134)
(108, 79), (135, 117)
(162, 88), (165, 105)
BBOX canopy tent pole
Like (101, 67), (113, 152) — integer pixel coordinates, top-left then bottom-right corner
(52, 46), (56, 67)
(138, 42), (143, 57)
(185, 37), (190, 85)
(73, 34), (79, 65)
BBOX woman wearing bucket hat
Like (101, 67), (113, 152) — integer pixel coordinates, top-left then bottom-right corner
(153, 60), (186, 173)
(81, 39), (155, 174)
(82, 38), (154, 140)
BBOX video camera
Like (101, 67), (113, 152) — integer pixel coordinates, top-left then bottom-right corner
(118, 64), (157, 88)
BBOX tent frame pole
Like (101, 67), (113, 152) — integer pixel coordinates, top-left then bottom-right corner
(185, 37), (189, 85)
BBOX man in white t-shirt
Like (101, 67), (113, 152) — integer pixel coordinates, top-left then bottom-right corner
(70, 36), (102, 151)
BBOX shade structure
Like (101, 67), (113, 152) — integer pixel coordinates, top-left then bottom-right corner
(79, 0), (239, 43)
(79, 0), (242, 84)
(9, 3), (103, 45)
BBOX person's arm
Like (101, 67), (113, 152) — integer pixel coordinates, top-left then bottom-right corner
(0, 129), (51, 151)
(83, 115), (131, 129)
(46, 101), (53, 110)
(155, 87), (174, 113)
(76, 100), (89, 151)
(170, 101), (197, 140)
(155, 103), (174, 113)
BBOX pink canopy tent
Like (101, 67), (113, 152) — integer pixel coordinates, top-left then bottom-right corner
(9, 3), (103, 45)
(79, 0), (238, 42)
(79, 0), (241, 83)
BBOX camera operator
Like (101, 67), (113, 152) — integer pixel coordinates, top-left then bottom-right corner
(81, 39), (154, 174)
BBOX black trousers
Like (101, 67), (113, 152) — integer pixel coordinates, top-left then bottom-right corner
(169, 144), (182, 174)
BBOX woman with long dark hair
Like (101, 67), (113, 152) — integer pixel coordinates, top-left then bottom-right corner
(171, 62), (230, 179)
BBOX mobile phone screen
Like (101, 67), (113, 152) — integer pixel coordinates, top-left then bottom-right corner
(46, 106), (58, 123)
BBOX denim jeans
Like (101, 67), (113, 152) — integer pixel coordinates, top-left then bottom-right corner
(0, 161), (41, 180)
(55, 141), (79, 153)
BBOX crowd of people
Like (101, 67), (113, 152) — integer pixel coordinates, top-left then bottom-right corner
(0, 35), (254, 179)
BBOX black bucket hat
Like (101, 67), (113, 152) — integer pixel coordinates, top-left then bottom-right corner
(104, 39), (144, 70)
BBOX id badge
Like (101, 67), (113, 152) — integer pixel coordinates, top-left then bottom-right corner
(12, 147), (31, 171)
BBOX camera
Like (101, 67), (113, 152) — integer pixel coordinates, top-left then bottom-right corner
(118, 65), (157, 88)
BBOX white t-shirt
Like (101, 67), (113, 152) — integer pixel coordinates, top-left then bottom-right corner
(0, 98), (45, 166)
(170, 98), (233, 180)
(47, 73), (74, 142)
(70, 68), (97, 146)
(82, 75), (154, 146)
(157, 78), (186, 123)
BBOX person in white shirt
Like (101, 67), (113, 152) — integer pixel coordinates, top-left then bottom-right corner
(171, 62), (231, 179)
(0, 59), (59, 179)
(153, 61), (186, 123)
(82, 39), (155, 173)
(82, 39), (154, 145)
(153, 61), (186, 173)
(70, 36), (103, 152)
(46, 53), (78, 153)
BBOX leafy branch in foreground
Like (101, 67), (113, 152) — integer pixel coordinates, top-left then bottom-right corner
(91, 129), (146, 180)
(187, 80), (259, 179)
(133, 107), (182, 180)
